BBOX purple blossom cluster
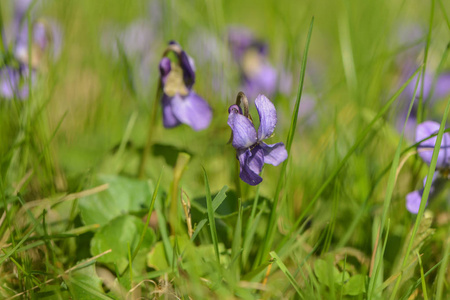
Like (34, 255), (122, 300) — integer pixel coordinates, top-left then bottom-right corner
(153, 39), (287, 185)
(406, 121), (450, 214)
(0, 0), (62, 100)
(228, 27), (278, 100)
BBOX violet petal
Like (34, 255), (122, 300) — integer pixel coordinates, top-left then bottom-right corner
(161, 94), (181, 128)
(171, 91), (212, 131)
(237, 147), (264, 186)
(406, 189), (425, 214)
(243, 63), (278, 100)
(228, 109), (257, 149)
(416, 121), (450, 168)
(159, 57), (172, 84)
(260, 142), (288, 166)
(179, 51), (196, 89)
(255, 94), (277, 141)
(435, 73), (450, 100)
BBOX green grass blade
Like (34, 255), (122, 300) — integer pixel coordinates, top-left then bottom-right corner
(212, 185), (228, 211)
(270, 251), (304, 299)
(229, 198), (242, 277)
(278, 66), (422, 251)
(338, 127), (450, 248)
(0, 224), (36, 265)
(438, 0), (450, 30)
(190, 185), (228, 242)
(367, 62), (421, 299)
(258, 16), (314, 265)
(116, 38), (136, 97)
(191, 219), (207, 242)
(436, 237), (450, 300)
(416, 0), (434, 124)
(391, 97), (450, 300)
(416, 251), (428, 300)
(155, 197), (174, 268)
(242, 202), (265, 269)
(338, 4), (358, 95)
(369, 219), (390, 299)
(203, 167), (220, 264)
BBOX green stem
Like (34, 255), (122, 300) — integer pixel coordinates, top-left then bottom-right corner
(256, 17), (314, 266)
(138, 87), (161, 178)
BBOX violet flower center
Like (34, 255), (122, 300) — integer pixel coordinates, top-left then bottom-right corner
(163, 63), (189, 97)
(242, 49), (263, 77)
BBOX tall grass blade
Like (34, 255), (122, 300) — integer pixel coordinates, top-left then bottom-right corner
(416, 0), (434, 124)
(367, 63), (421, 299)
(0, 225), (36, 265)
(230, 198), (242, 277)
(390, 97), (450, 300)
(435, 237), (450, 300)
(203, 167), (220, 263)
(270, 251), (304, 299)
(279, 66), (422, 250)
(258, 16), (314, 265)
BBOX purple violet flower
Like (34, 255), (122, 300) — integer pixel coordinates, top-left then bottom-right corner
(0, 65), (34, 100)
(228, 92), (288, 185)
(406, 121), (450, 213)
(15, 19), (63, 67)
(159, 41), (212, 131)
(404, 71), (450, 103)
(228, 28), (278, 100)
(1, 0), (60, 101)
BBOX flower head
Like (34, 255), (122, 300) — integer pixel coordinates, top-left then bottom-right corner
(15, 19), (63, 68)
(0, 66), (33, 100)
(1, 1), (61, 100)
(406, 121), (450, 213)
(159, 41), (212, 131)
(228, 92), (288, 185)
(228, 28), (277, 100)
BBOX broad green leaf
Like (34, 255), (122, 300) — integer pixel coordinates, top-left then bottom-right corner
(147, 235), (227, 272)
(79, 174), (156, 226)
(90, 215), (156, 273)
(34, 285), (70, 300)
(314, 259), (350, 287)
(65, 264), (105, 300)
(343, 274), (367, 296)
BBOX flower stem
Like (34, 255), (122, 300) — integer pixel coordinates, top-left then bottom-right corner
(235, 158), (242, 200)
(138, 87), (161, 178)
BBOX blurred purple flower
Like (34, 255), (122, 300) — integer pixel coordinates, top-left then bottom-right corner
(0, 1), (61, 101)
(396, 71), (450, 141)
(6, 0), (33, 44)
(278, 67), (293, 96)
(297, 94), (317, 127)
(6, 0), (62, 66)
(228, 28), (278, 99)
(228, 27), (255, 59)
(15, 19), (63, 66)
(393, 23), (425, 69)
(228, 93), (287, 185)
(188, 30), (227, 96)
(404, 71), (450, 103)
(101, 19), (154, 60)
(0, 65), (35, 100)
(100, 19), (157, 94)
(159, 41), (212, 131)
(406, 121), (450, 213)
